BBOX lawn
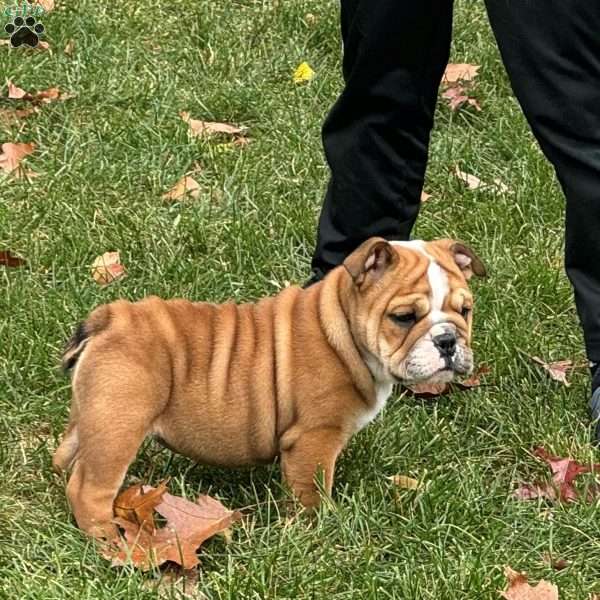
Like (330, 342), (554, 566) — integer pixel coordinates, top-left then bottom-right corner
(1, 1), (599, 598)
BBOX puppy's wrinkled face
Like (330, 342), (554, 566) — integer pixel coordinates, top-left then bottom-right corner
(343, 237), (486, 386)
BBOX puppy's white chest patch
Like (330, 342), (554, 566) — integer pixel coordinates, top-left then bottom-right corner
(355, 382), (393, 431)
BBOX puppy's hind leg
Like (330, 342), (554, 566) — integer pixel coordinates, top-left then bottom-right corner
(52, 417), (79, 474)
(65, 376), (165, 539)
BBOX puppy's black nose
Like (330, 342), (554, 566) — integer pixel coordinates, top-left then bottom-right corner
(433, 332), (456, 357)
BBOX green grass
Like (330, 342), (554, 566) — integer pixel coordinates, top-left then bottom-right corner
(1, 1), (599, 598)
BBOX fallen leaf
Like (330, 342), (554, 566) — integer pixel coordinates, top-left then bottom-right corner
(180, 111), (248, 140)
(454, 167), (484, 190)
(114, 481), (169, 533)
(499, 566), (558, 600)
(36, 41), (50, 51)
(146, 565), (200, 599)
(420, 191), (432, 202)
(6, 81), (66, 104)
(7, 81), (27, 99)
(442, 85), (481, 112)
(542, 553), (568, 571)
(443, 63), (480, 85)
(454, 166), (510, 194)
(0, 250), (26, 267)
(162, 176), (201, 202)
(91, 251), (126, 286)
(530, 357), (573, 387)
(403, 365), (491, 398)
(0, 141), (36, 177)
(304, 13), (317, 26)
(104, 483), (241, 570)
(33, 0), (55, 12)
(0, 106), (39, 126)
(293, 61), (315, 84)
(455, 364), (492, 389)
(387, 475), (419, 490)
(63, 38), (75, 55)
(514, 447), (600, 504)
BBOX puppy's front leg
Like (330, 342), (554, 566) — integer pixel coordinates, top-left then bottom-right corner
(280, 427), (348, 509)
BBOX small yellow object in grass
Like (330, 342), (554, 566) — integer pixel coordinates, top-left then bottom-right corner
(293, 62), (315, 84)
(387, 475), (419, 490)
(91, 251), (126, 286)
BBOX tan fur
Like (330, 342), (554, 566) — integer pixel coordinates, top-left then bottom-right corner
(53, 238), (484, 538)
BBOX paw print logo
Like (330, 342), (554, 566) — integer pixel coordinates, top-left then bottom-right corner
(4, 16), (45, 48)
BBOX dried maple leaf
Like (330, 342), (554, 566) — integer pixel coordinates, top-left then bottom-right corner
(293, 61), (315, 84)
(0, 141), (36, 178)
(454, 364), (492, 390)
(114, 481), (168, 533)
(105, 484), (241, 570)
(180, 111), (248, 140)
(514, 447), (600, 504)
(530, 357), (573, 386)
(387, 475), (419, 490)
(442, 85), (481, 112)
(421, 191), (432, 202)
(499, 566), (558, 600)
(443, 63), (480, 85)
(91, 251), (126, 286)
(0, 250), (26, 267)
(162, 176), (201, 202)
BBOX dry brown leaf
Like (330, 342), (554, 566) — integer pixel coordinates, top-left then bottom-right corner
(387, 475), (419, 490)
(420, 191), (432, 202)
(0, 141), (36, 177)
(404, 365), (491, 398)
(162, 176), (201, 202)
(180, 111), (248, 139)
(104, 483), (241, 570)
(442, 85), (481, 112)
(542, 553), (568, 571)
(443, 63), (480, 85)
(31, 0), (55, 12)
(454, 167), (510, 194)
(454, 167), (484, 190)
(514, 447), (600, 504)
(6, 81), (65, 104)
(114, 481), (168, 533)
(0, 106), (39, 126)
(530, 357), (573, 386)
(36, 41), (50, 51)
(0, 250), (26, 267)
(147, 566), (200, 599)
(499, 566), (558, 600)
(63, 39), (75, 55)
(91, 251), (126, 286)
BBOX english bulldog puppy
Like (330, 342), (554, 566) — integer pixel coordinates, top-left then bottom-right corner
(53, 237), (485, 538)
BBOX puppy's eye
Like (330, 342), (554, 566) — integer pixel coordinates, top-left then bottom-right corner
(461, 307), (471, 318)
(389, 312), (416, 326)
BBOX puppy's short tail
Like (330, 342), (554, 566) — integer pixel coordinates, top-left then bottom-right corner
(62, 305), (111, 373)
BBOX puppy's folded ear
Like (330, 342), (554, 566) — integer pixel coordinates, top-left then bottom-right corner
(449, 241), (487, 280)
(343, 237), (398, 288)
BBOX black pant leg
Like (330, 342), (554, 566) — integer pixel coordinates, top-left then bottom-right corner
(486, 0), (600, 362)
(310, 0), (454, 278)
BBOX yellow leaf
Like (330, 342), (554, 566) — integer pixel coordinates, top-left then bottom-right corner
(293, 62), (315, 84)
(387, 475), (419, 490)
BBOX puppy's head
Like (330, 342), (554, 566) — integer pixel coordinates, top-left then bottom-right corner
(343, 237), (486, 386)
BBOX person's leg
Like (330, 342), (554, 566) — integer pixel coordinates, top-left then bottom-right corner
(309, 0), (454, 281)
(485, 0), (600, 437)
